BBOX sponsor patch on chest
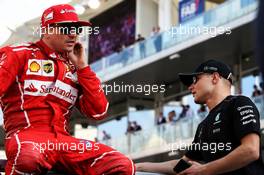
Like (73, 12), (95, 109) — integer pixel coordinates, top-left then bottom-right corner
(24, 79), (78, 104)
(213, 113), (222, 125)
(26, 59), (55, 77)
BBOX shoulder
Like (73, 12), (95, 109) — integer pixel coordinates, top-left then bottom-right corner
(8, 42), (40, 53)
(231, 95), (259, 115)
(223, 95), (254, 106)
(234, 95), (252, 101)
(1, 42), (40, 59)
(232, 95), (255, 106)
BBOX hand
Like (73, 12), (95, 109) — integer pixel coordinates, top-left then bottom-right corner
(178, 161), (210, 175)
(68, 43), (88, 69)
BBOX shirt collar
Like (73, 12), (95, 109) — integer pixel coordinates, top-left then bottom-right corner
(36, 40), (66, 61)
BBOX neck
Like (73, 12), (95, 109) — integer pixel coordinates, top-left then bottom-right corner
(42, 38), (54, 51)
(206, 86), (231, 111)
(41, 38), (64, 56)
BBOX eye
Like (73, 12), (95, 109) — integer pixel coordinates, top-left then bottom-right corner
(193, 76), (197, 84)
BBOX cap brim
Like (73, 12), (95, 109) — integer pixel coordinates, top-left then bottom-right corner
(76, 20), (92, 26)
(55, 21), (92, 26)
(178, 72), (203, 87)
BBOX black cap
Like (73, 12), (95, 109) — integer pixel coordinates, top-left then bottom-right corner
(178, 59), (233, 87)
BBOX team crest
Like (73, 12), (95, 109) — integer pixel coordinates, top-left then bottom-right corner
(213, 113), (222, 125)
(215, 113), (220, 121)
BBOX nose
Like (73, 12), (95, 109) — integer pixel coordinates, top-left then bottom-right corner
(67, 33), (77, 39)
(188, 83), (194, 91)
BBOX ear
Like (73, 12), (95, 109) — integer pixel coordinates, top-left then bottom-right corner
(212, 72), (221, 84)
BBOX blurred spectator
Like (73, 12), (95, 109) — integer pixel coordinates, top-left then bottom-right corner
(156, 26), (160, 33)
(185, 105), (194, 118)
(94, 137), (99, 142)
(252, 85), (262, 97)
(121, 45), (133, 65)
(150, 26), (162, 52)
(102, 130), (111, 141)
(150, 27), (156, 37)
(126, 121), (135, 134)
(116, 44), (125, 53)
(136, 34), (145, 42)
(89, 12), (136, 63)
(150, 26), (160, 37)
(167, 111), (173, 122)
(157, 112), (167, 125)
(136, 34), (146, 58)
(168, 110), (179, 123)
(179, 105), (188, 119)
(260, 82), (264, 94)
(197, 105), (207, 119)
(132, 121), (142, 132)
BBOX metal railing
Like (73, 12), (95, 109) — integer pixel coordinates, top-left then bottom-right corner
(101, 95), (264, 156)
(101, 116), (202, 155)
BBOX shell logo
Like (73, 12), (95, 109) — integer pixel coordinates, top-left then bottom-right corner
(29, 61), (41, 72)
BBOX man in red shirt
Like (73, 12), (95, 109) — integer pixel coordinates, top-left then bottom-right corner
(0, 4), (134, 175)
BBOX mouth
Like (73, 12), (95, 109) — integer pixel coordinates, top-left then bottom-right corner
(65, 41), (75, 46)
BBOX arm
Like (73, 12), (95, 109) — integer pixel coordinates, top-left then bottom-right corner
(77, 66), (109, 120)
(0, 47), (22, 97)
(136, 156), (192, 174)
(68, 43), (108, 120)
(179, 133), (260, 175)
(205, 133), (259, 174)
(180, 96), (261, 175)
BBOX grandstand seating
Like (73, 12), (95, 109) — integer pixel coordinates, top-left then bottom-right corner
(90, 0), (258, 81)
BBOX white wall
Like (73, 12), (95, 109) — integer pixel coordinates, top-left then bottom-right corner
(171, 0), (179, 26)
(159, 0), (173, 31)
(136, 0), (159, 38)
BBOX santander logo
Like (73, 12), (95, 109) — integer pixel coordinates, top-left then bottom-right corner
(24, 80), (78, 104)
(25, 83), (38, 92)
(40, 85), (76, 101)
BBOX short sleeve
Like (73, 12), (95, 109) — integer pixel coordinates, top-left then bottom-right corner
(233, 96), (261, 141)
(185, 124), (203, 161)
